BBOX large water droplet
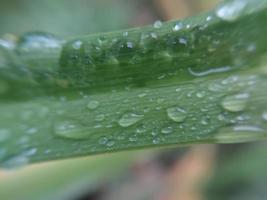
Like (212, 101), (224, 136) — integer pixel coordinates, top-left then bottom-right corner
(221, 93), (249, 112)
(54, 120), (91, 139)
(167, 107), (187, 122)
(216, 0), (247, 22)
(118, 113), (144, 127)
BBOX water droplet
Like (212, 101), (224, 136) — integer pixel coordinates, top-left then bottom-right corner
(136, 125), (146, 134)
(72, 40), (82, 50)
(24, 148), (37, 156)
(154, 20), (162, 28)
(208, 83), (224, 92)
(0, 129), (10, 142)
(167, 107), (187, 122)
(172, 22), (183, 31)
(95, 114), (105, 122)
(161, 126), (174, 134)
(196, 91), (206, 98)
(175, 88), (181, 92)
(118, 113), (144, 127)
(216, 0), (247, 22)
(107, 56), (119, 65)
(123, 32), (128, 37)
(150, 32), (158, 39)
(129, 135), (138, 142)
(158, 74), (166, 80)
(87, 100), (99, 110)
(26, 127), (38, 134)
(138, 93), (147, 98)
(152, 137), (161, 144)
(0, 38), (15, 49)
(159, 51), (172, 62)
(54, 120), (91, 139)
(221, 93), (249, 112)
(127, 42), (134, 49)
(179, 37), (187, 45)
(201, 118), (209, 125)
(206, 16), (212, 21)
(106, 140), (115, 147)
(99, 137), (108, 145)
(18, 32), (63, 50)
(262, 112), (267, 121)
(247, 43), (256, 52)
(151, 130), (158, 136)
(188, 66), (231, 77)
(217, 114), (226, 121)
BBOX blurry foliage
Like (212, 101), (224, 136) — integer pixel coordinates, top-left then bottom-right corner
(0, 0), (267, 200)
(206, 143), (267, 200)
(0, 0), (135, 36)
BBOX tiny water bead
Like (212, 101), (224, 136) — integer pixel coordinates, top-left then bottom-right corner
(17, 32), (63, 51)
(72, 40), (82, 50)
(95, 114), (105, 122)
(167, 107), (187, 122)
(152, 137), (161, 144)
(106, 140), (115, 147)
(161, 126), (174, 134)
(172, 22), (183, 31)
(99, 137), (108, 145)
(221, 93), (249, 112)
(87, 100), (100, 110)
(138, 93), (147, 98)
(206, 16), (212, 21)
(154, 20), (163, 29)
(216, 0), (247, 22)
(196, 91), (206, 98)
(54, 120), (92, 139)
(118, 113), (144, 128)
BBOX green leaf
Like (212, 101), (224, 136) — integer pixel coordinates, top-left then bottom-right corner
(1, 0), (267, 168)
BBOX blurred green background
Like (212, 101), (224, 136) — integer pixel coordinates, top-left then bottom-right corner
(1, 0), (267, 200)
